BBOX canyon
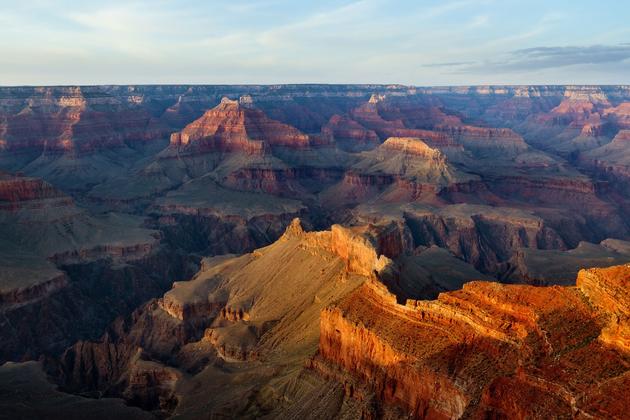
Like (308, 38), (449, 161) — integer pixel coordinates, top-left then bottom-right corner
(1, 84), (630, 419)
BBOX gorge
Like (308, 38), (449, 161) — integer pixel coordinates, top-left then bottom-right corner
(1, 84), (630, 419)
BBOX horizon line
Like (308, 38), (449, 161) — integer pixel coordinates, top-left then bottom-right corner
(2, 83), (630, 88)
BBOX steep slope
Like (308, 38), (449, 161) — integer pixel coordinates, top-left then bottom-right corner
(47, 219), (396, 417)
(321, 114), (380, 152)
(0, 172), (195, 362)
(0, 361), (153, 420)
(11, 219), (630, 419)
(0, 84), (630, 419)
(323, 137), (476, 205)
(581, 129), (630, 188)
(313, 264), (630, 418)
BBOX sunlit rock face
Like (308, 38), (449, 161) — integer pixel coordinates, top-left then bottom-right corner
(169, 97), (314, 154)
(314, 264), (630, 419)
(1, 84), (630, 419)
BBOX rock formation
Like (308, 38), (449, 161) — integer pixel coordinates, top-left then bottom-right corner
(0, 84), (629, 418)
(313, 264), (630, 418)
(169, 97), (316, 153)
(581, 129), (630, 187)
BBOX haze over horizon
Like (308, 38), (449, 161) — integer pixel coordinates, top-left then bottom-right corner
(1, 0), (629, 86)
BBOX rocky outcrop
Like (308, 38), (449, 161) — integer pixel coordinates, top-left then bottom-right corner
(169, 97), (316, 153)
(398, 204), (566, 275)
(321, 114), (380, 151)
(313, 264), (630, 419)
(436, 125), (529, 155)
(0, 249), (198, 363)
(0, 271), (69, 307)
(603, 102), (630, 128)
(576, 265), (630, 351)
(0, 173), (64, 202)
(2, 84), (630, 419)
(0, 87), (168, 155)
(329, 224), (399, 277)
(47, 218), (388, 415)
(580, 129), (630, 186)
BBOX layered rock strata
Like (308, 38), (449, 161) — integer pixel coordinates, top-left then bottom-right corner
(313, 264), (630, 418)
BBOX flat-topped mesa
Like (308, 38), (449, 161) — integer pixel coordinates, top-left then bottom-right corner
(380, 137), (446, 161)
(341, 137), (466, 194)
(314, 263), (630, 418)
(576, 265), (630, 351)
(169, 96), (315, 154)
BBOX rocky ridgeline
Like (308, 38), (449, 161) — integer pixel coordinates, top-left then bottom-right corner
(1, 84), (630, 417)
(48, 219), (398, 415)
(160, 218), (406, 322)
(312, 264), (630, 418)
(581, 129), (630, 185)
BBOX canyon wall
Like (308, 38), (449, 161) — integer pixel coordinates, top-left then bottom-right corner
(314, 264), (630, 418)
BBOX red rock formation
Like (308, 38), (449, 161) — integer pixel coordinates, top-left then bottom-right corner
(0, 87), (167, 155)
(379, 137), (446, 161)
(577, 265), (630, 351)
(321, 114), (379, 151)
(345, 97), (461, 149)
(329, 224), (399, 277)
(0, 174), (61, 202)
(581, 129), (630, 184)
(435, 124), (529, 154)
(313, 264), (630, 418)
(603, 102), (630, 128)
(169, 97), (317, 153)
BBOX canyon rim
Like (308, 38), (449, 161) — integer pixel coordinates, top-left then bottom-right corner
(2, 1), (630, 419)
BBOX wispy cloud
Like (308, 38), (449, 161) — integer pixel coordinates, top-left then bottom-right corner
(513, 44), (630, 67)
(422, 61), (476, 68)
(1, 0), (629, 85)
(459, 44), (630, 73)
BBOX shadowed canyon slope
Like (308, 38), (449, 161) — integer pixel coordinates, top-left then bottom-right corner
(1, 84), (630, 418)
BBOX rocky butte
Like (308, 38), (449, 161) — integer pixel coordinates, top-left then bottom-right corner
(0, 84), (629, 419)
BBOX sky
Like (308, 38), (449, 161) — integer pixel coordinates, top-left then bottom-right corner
(1, 0), (629, 86)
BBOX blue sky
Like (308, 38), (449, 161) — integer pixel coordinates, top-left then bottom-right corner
(1, 0), (629, 85)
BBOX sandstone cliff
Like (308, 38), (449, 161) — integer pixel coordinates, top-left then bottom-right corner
(313, 264), (630, 418)
(169, 97), (315, 153)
